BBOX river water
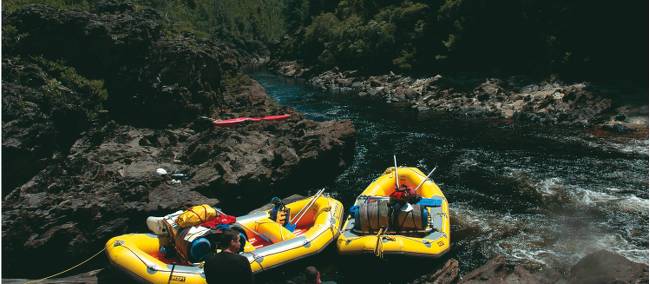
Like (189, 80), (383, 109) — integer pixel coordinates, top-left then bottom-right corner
(252, 71), (648, 282)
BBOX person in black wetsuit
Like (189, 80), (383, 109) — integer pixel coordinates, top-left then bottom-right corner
(204, 229), (253, 284)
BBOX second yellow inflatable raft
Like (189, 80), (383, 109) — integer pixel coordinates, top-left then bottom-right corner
(337, 167), (451, 258)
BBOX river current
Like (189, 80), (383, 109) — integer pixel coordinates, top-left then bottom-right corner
(252, 71), (648, 282)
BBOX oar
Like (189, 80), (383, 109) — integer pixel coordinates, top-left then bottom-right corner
(286, 188), (326, 232)
(393, 155), (400, 189)
(413, 166), (437, 193)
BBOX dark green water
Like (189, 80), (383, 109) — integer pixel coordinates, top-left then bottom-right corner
(252, 71), (648, 283)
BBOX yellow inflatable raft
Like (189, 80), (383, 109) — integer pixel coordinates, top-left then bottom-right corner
(106, 195), (344, 283)
(337, 167), (450, 258)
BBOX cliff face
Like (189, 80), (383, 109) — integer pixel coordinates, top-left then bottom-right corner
(1, 2), (355, 277)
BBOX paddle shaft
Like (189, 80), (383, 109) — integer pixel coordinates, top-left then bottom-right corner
(289, 188), (325, 225)
(393, 155), (399, 189)
(414, 166), (437, 193)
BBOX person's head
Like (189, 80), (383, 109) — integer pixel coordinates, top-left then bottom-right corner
(304, 266), (321, 284)
(218, 229), (241, 253)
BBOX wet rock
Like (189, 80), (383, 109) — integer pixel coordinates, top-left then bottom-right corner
(569, 250), (649, 284)
(2, 57), (106, 194)
(368, 88), (381, 97)
(595, 105), (649, 137)
(459, 255), (508, 283)
(602, 122), (634, 134)
(409, 259), (459, 284)
(3, 269), (103, 284)
(271, 62), (632, 128)
(274, 60), (305, 77)
(454, 250), (646, 284)
(336, 78), (352, 87)
(459, 255), (557, 284)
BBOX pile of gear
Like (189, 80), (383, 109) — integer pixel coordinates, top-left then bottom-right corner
(146, 205), (245, 263)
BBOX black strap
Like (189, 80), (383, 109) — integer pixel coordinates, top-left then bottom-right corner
(375, 202), (380, 231)
(167, 263), (177, 284)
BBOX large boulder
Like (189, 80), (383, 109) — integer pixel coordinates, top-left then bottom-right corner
(6, 3), (240, 127)
(410, 259), (460, 284)
(456, 251), (648, 284)
(2, 57), (107, 192)
(459, 255), (559, 284)
(7, 4), (161, 79)
(569, 250), (649, 284)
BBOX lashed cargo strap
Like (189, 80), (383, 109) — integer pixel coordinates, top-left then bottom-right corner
(167, 263), (176, 284)
(187, 205), (208, 223)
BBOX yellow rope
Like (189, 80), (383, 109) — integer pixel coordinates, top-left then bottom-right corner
(374, 227), (385, 258)
(24, 247), (106, 284)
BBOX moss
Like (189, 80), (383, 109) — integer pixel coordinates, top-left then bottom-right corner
(223, 73), (252, 90)
(30, 57), (108, 103)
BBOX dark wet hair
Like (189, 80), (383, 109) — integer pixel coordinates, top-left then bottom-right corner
(217, 229), (240, 249)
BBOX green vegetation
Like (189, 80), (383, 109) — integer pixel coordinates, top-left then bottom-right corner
(32, 57), (108, 102)
(3, 0), (287, 42)
(2, 0), (92, 12)
(3, 0), (645, 81)
(139, 0), (286, 42)
(278, 0), (647, 81)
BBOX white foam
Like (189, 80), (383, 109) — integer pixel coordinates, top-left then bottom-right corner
(566, 187), (649, 215)
(615, 195), (649, 216)
(603, 139), (649, 156)
(509, 248), (560, 266)
(569, 187), (618, 206)
(537, 177), (564, 196)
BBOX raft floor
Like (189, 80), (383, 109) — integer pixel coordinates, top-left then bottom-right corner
(150, 226), (310, 265)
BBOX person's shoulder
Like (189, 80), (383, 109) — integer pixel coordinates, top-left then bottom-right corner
(235, 253), (249, 262)
(203, 253), (218, 263)
(235, 254), (250, 266)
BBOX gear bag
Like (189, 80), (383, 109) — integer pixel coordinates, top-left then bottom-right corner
(175, 204), (218, 228)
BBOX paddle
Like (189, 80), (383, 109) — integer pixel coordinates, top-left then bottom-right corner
(286, 188), (326, 232)
(393, 155), (399, 189)
(413, 166), (438, 193)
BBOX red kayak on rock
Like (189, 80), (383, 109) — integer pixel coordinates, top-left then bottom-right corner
(211, 114), (291, 127)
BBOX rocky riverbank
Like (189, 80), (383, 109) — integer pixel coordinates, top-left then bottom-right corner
(271, 60), (648, 136)
(2, 2), (354, 277)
